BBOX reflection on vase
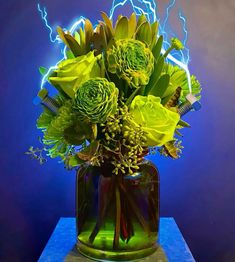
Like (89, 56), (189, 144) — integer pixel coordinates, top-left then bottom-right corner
(76, 160), (160, 261)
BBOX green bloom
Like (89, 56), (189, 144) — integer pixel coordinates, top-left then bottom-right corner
(74, 78), (119, 123)
(171, 38), (184, 50)
(163, 63), (202, 103)
(37, 100), (75, 159)
(126, 95), (180, 147)
(107, 39), (154, 88)
(49, 51), (104, 98)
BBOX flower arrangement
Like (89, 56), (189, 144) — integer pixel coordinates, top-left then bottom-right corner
(33, 12), (201, 174)
(30, 11), (202, 260)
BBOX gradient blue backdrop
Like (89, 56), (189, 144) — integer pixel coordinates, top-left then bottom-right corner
(0, 0), (235, 261)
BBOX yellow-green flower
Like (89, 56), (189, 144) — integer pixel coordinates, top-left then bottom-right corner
(74, 78), (119, 123)
(125, 95), (180, 147)
(171, 38), (184, 50)
(106, 39), (154, 88)
(49, 51), (104, 98)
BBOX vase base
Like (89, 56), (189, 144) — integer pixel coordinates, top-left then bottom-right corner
(77, 240), (158, 261)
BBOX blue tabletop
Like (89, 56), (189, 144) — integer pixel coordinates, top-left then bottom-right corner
(38, 217), (195, 262)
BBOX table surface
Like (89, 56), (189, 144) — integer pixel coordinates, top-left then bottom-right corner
(38, 217), (196, 262)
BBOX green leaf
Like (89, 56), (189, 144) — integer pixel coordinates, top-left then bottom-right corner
(144, 55), (164, 95)
(101, 12), (114, 35)
(68, 155), (85, 167)
(150, 21), (158, 48)
(136, 21), (152, 46)
(115, 16), (129, 40)
(66, 50), (75, 59)
(152, 36), (163, 62)
(39, 66), (48, 76)
(84, 19), (93, 49)
(151, 21), (159, 40)
(178, 119), (191, 128)
(128, 13), (137, 38)
(149, 74), (170, 97)
(64, 34), (83, 56)
(137, 14), (147, 27)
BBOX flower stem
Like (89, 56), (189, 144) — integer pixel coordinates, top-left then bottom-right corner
(113, 182), (121, 249)
(164, 46), (174, 58)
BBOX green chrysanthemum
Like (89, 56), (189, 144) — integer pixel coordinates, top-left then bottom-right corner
(74, 78), (119, 123)
(37, 100), (75, 159)
(107, 39), (154, 88)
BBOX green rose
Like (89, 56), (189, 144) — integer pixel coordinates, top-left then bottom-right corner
(49, 51), (104, 98)
(106, 39), (154, 88)
(74, 78), (119, 123)
(126, 95), (180, 147)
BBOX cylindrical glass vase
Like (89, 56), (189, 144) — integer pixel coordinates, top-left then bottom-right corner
(76, 160), (160, 261)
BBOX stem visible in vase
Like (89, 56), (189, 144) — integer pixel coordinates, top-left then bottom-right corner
(113, 182), (121, 249)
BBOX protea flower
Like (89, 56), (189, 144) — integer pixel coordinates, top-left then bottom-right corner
(106, 39), (154, 88)
(74, 77), (119, 123)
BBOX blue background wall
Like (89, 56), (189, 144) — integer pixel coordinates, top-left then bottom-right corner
(0, 0), (235, 261)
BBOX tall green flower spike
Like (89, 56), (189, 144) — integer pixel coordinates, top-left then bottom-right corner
(107, 39), (154, 88)
(74, 77), (119, 123)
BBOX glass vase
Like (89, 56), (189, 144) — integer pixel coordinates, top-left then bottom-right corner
(75, 160), (160, 261)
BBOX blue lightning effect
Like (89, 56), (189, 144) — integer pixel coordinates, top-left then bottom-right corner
(37, 4), (60, 43)
(38, 0), (192, 93)
(162, 0), (176, 45)
(38, 3), (86, 89)
(110, 0), (157, 23)
(179, 11), (190, 64)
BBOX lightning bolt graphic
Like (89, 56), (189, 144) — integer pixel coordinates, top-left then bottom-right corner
(37, 0), (192, 92)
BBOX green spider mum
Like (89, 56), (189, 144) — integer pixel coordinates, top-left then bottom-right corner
(37, 100), (75, 159)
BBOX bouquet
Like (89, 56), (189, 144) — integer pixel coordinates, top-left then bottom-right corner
(34, 12), (201, 172)
(30, 10), (202, 260)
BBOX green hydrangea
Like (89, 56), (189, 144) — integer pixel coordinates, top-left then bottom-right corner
(107, 39), (154, 88)
(74, 78), (119, 123)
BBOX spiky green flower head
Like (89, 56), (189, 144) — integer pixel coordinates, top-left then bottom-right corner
(37, 100), (75, 159)
(74, 77), (119, 123)
(107, 39), (154, 88)
(171, 38), (184, 50)
(124, 95), (180, 147)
